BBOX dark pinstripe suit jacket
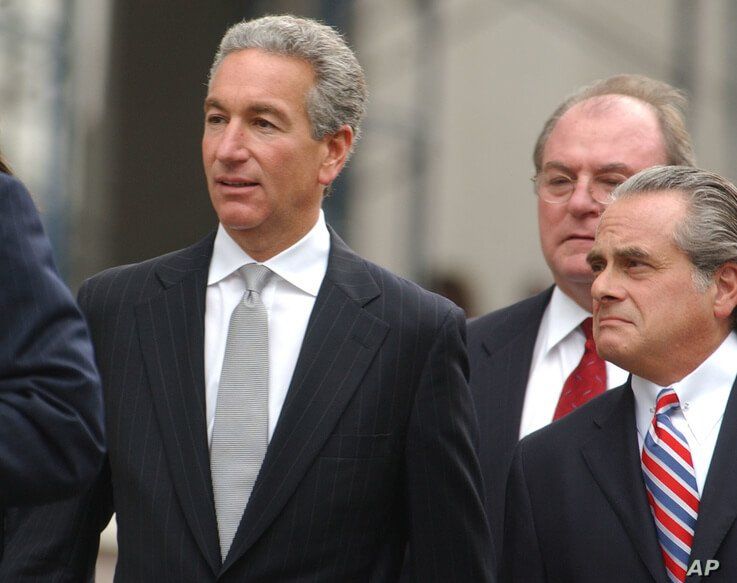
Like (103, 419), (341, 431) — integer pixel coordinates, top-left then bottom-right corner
(2, 229), (493, 582)
(466, 287), (553, 564)
(0, 173), (103, 507)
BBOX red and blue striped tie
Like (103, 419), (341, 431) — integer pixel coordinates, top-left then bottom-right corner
(641, 388), (699, 583)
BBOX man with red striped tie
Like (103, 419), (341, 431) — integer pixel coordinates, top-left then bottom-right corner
(501, 165), (737, 582)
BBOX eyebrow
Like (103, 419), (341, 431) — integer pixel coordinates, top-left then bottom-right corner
(586, 245), (650, 266)
(586, 249), (602, 266)
(203, 98), (290, 124)
(204, 97), (222, 112)
(541, 162), (633, 175)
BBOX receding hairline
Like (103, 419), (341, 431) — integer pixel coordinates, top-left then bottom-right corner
(542, 94), (669, 163)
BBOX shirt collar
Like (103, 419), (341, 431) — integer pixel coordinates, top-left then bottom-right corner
(539, 286), (592, 355)
(207, 210), (330, 297)
(632, 331), (737, 444)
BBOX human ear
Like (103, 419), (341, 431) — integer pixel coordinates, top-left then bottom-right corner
(318, 125), (353, 186)
(712, 262), (737, 322)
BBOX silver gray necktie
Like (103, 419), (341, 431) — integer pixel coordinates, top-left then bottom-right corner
(211, 264), (272, 561)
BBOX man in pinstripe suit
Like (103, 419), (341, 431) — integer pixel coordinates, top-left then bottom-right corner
(1, 16), (493, 582)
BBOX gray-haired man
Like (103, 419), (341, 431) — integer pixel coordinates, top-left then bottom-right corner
(503, 166), (737, 582)
(2, 15), (493, 582)
(467, 75), (697, 558)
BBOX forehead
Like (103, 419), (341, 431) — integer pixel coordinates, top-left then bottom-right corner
(207, 48), (316, 107)
(594, 191), (687, 252)
(543, 95), (668, 171)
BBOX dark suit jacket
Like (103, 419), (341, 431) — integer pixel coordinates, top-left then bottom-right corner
(501, 379), (737, 582)
(1, 230), (493, 582)
(467, 287), (553, 559)
(0, 173), (104, 506)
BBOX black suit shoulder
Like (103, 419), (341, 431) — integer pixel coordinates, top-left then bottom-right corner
(79, 234), (214, 310)
(325, 239), (464, 341)
(467, 287), (552, 353)
(515, 384), (628, 461)
(366, 257), (459, 314)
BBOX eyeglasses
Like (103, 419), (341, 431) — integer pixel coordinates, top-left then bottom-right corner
(532, 172), (628, 204)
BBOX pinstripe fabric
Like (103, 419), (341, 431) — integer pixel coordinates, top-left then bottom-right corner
(211, 264), (271, 560)
(0, 229), (493, 582)
(642, 389), (699, 583)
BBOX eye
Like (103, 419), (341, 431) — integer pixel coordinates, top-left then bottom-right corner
(254, 118), (276, 130)
(589, 260), (605, 274)
(547, 175), (572, 187)
(206, 114), (227, 125)
(597, 174), (628, 189)
(625, 258), (650, 272)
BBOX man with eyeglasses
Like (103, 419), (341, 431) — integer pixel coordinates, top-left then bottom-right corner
(467, 74), (697, 559)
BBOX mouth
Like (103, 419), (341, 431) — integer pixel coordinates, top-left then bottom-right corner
(217, 178), (259, 188)
(565, 234), (595, 242)
(597, 315), (632, 327)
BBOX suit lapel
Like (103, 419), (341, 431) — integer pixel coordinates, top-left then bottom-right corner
(580, 384), (667, 582)
(135, 234), (222, 575)
(480, 287), (551, 450)
(223, 232), (389, 571)
(688, 376), (737, 577)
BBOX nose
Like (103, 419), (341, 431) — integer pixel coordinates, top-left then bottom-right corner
(591, 264), (622, 305)
(567, 176), (605, 217)
(215, 122), (251, 164)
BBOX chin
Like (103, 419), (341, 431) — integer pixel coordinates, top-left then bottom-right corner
(220, 218), (266, 233)
(596, 338), (629, 368)
(216, 207), (270, 232)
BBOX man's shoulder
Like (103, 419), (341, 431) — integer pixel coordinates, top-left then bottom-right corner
(468, 286), (553, 347)
(328, 234), (460, 323)
(518, 384), (629, 459)
(0, 173), (37, 217)
(80, 233), (215, 304)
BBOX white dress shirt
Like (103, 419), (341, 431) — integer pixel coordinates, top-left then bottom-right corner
(205, 211), (330, 444)
(519, 286), (629, 439)
(632, 331), (737, 495)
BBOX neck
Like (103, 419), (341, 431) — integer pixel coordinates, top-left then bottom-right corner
(224, 227), (303, 262)
(224, 210), (321, 262)
(639, 327), (732, 386)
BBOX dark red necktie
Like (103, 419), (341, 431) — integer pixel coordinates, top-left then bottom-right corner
(553, 317), (607, 420)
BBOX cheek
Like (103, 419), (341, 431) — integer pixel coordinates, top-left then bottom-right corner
(538, 205), (566, 248)
(202, 139), (218, 169)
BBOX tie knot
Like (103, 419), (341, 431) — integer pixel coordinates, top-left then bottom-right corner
(581, 317), (596, 351)
(241, 264), (272, 295)
(655, 387), (680, 416)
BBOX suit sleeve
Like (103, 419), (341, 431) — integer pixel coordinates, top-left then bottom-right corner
(500, 443), (546, 582)
(0, 278), (115, 580)
(404, 305), (495, 582)
(0, 175), (104, 505)
(0, 461), (113, 582)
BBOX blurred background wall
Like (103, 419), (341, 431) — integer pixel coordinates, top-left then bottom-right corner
(1, 0), (735, 577)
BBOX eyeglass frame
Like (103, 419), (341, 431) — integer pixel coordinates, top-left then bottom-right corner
(531, 170), (629, 205)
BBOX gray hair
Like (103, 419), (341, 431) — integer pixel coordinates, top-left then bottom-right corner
(612, 166), (737, 325)
(209, 15), (367, 155)
(534, 74), (696, 173)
